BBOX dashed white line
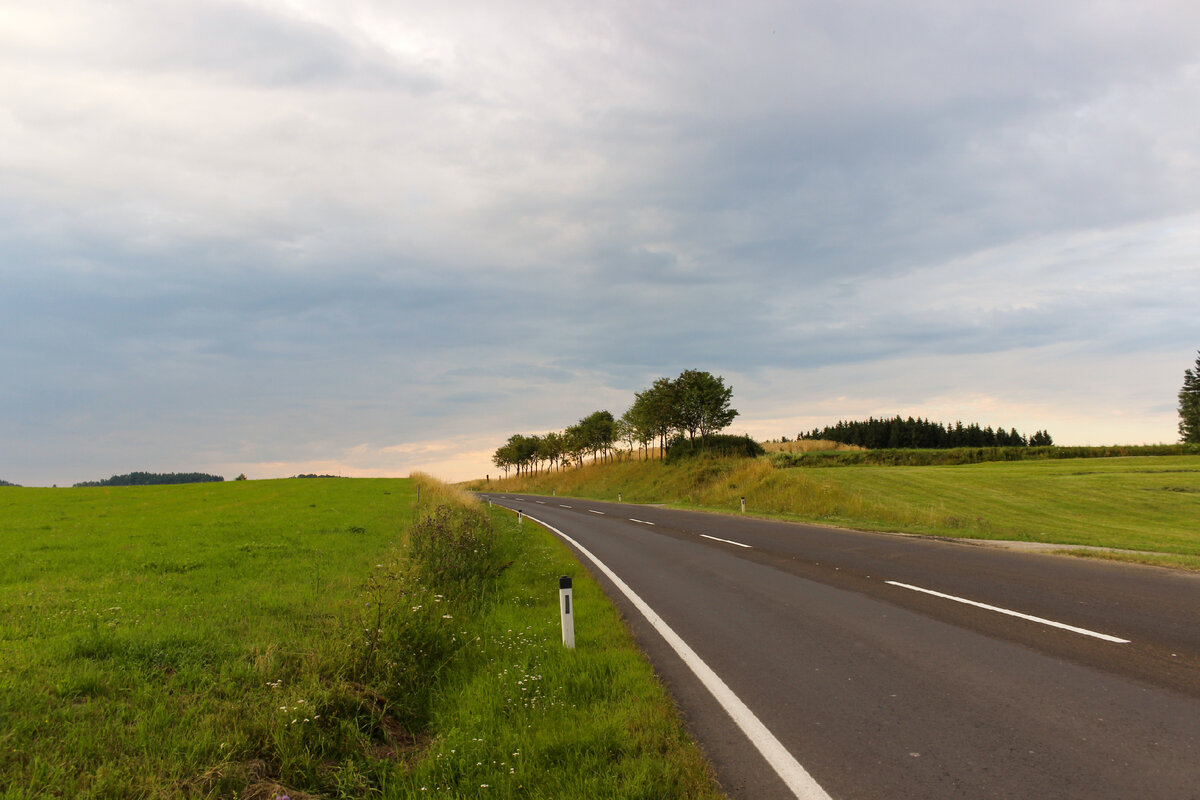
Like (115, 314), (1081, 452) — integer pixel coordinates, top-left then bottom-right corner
(519, 510), (832, 800)
(630, 518), (655, 525)
(559, 504), (573, 508)
(701, 534), (752, 549)
(535, 500), (546, 504)
(885, 581), (1131, 644)
(589, 509), (606, 515)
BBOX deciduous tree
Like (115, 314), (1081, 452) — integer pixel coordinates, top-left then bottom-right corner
(673, 369), (738, 443)
(632, 377), (678, 458)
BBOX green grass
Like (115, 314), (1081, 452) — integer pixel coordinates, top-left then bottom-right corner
(0, 478), (722, 798)
(1, 478), (412, 798)
(787, 456), (1200, 551)
(471, 453), (1200, 563)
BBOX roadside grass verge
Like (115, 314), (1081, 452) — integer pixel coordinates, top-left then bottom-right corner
(0, 477), (722, 798)
(471, 453), (1200, 562)
(389, 489), (722, 799)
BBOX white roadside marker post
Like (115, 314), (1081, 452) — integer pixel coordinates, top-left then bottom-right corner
(559, 576), (575, 649)
(741, 496), (746, 513)
(618, 492), (622, 502)
(518, 509), (523, 524)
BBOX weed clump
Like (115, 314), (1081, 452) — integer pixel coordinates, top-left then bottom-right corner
(349, 501), (506, 736)
(407, 503), (504, 596)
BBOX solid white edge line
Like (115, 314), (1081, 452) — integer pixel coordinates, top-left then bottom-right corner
(701, 533), (752, 549)
(630, 518), (655, 525)
(520, 510), (832, 800)
(885, 581), (1131, 644)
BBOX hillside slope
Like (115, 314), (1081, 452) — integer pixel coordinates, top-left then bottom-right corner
(468, 453), (1200, 565)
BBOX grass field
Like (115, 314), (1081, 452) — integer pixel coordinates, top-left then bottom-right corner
(0, 478), (722, 799)
(472, 452), (1200, 567)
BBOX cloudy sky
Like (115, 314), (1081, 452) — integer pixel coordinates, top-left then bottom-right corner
(3, 0), (1199, 485)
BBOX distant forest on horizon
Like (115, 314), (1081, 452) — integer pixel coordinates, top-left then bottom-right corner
(799, 416), (1053, 449)
(73, 472), (225, 488)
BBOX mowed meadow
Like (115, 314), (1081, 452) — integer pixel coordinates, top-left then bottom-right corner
(474, 450), (1200, 568)
(0, 478), (722, 799)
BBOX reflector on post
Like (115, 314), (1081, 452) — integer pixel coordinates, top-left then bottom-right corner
(559, 575), (575, 649)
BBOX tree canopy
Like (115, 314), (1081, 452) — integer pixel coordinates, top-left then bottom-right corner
(800, 417), (1052, 449)
(73, 472), (225, 487)
(1179, 351), (1200, 444)
(673, 369), (738, 442)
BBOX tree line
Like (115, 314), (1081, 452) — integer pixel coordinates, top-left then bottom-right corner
(73, 472), (225, 487)
(492, 369), (738, 477)
(799, 417), (1053, 449)
(1180, 350), (1200, 443)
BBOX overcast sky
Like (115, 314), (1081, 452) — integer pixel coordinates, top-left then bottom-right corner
(3, 0), (1199, 486)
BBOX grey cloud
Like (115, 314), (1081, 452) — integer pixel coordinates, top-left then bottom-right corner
(20, 0), (440, 91)
(3, 0), (1198, 484)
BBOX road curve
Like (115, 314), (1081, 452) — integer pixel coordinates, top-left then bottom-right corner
(482, 493), (1200, 800)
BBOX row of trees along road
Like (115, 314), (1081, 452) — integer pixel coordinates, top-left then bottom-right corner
(492, 370), (738, 477)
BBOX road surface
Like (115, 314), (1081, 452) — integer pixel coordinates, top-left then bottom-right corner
(482, 493), (1200, 799)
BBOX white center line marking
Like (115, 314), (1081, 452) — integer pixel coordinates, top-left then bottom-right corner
(559, 504), (573, 508)
(885, 581), (1131, 644)
(630, 518), (655, 525)
(701, 534), (752, 548)
(535, 500), (546, 504)
(519, 510), (832, 800)
(589, 509), (605, 515)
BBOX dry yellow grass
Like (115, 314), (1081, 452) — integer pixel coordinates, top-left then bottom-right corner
(759, 439), (866, 454)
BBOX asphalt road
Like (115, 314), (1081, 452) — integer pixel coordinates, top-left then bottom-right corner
(481, 493), (1200, 800)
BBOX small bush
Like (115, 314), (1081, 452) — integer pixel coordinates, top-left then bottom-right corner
(665, 434), (766, 463)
